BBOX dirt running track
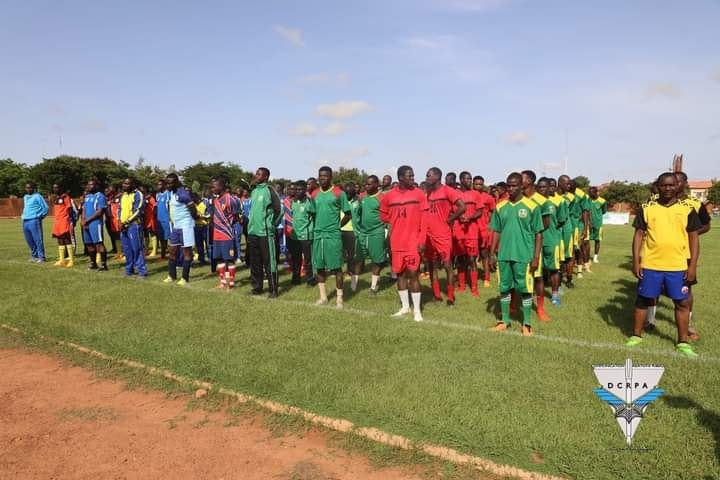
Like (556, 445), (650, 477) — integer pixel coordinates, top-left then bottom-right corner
(0, 348), (426, 480)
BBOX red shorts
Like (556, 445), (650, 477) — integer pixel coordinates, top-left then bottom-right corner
(424, 235), (452, 262)
(453, 237), (479, 257)
(479, 230), (492, 250)
(392, 251), (421, 274)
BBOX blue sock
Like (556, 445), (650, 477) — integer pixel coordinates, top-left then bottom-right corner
(182, 259), (192, 282)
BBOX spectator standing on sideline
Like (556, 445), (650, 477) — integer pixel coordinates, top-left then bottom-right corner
(21, 182), (49, 263)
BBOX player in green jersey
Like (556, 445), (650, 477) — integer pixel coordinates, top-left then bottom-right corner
(588, 187), (607, 263)
(522, 170), (553, 322)
(489, 172), (544, 336)
(354, 175), (388, 295)
(544, 178), (569, 306)
(557, 175), (577, 288)
(311, 166), (352, 308)
(569, 179), (592, 274)
(288, 180), (316, 286)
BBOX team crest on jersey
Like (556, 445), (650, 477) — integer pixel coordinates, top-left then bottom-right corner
(518, 208), (528, 218)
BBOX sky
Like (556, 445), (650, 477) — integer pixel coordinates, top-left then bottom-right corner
(2, 0), (719, 184)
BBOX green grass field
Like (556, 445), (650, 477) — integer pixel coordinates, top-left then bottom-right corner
(1, 219), (718, 479)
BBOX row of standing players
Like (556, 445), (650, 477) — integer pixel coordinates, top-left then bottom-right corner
(26, 166), (608, 334)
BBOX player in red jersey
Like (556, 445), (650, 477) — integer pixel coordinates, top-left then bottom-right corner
(380, 166), (428, 321)
(424, 167), (466, 305)
(473, 175), (496, 287)
(454, 172), (484, 296)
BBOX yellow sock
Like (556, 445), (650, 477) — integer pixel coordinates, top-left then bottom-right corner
(66, 245), (74, 263)
(57, 246), (66, 262)
(96, 252), (102, 264)
(115, 239), (123, 255)
(149, 234), (158, 256)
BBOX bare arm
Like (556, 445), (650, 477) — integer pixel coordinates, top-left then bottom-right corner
(632, 229), (645, 279)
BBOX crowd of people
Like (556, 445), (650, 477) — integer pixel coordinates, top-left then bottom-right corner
(19, 166), (709, 355)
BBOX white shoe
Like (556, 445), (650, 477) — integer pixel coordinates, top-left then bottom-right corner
(315, 298), (328, 306)
(391, 308), (410, 317)
(577, 272), (584, 279)
(593, 256), (599, 263)
(336, 301), (344, 310)
(413, 312), (424, 322)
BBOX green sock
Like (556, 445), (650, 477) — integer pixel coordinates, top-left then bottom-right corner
(500, 293), (511, 324)
(522, 295), (533, 326)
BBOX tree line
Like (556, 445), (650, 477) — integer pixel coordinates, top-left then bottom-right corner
(0, 156), (370, 198)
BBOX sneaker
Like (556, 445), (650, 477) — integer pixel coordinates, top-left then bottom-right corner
(489, 322), (508, 332)
(551, 296), (561, 306)
(626, 335), (643, 347)
(336, 300), (344, 310)
(315, 298), (328, 306)
(65, 261), (74, 268)
(88, 264), (99, 271)
(676, 342), (698, 358)
(522, 325), (533, 337)
(565, 280), (575, 289)
(537, 310), (550, 322)
(97, 266), (108, 272)
(35, 258), (46, 263)
(643, 322), (657, 333)
(483, 279), (491, 288)
(446, 299), (455, 307)
(584, 264), (592, 273)
(593, 255), (599, 263)
(176, 278), (188, 286)
(391, 308), (410, 317)
(413, 311), (424, 322)
(163, 276), (175, 284)
(53, 260), (65, 267)
(577, 272), (584, 279)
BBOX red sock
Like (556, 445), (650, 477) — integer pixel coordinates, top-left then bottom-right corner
(457, 271), (466, 290)
(218, 264), (227, 286)
(228, 265), (236, 287)
(536, 294), (545, 312)
(470, 271), (478, 292)
(447, 284), (455, 302)
(432, 280), (442, 299)
(484, 272), (490, 281)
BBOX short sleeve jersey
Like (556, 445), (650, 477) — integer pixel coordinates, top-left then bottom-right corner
(169, 187), (195, 229)
(83, 192), (107, 222)
(529, 191), (553, 229)
(291, 198), (314, 241)
(590, 197), (607, 228)
(489, 197), (544, 263)
(539, 195), (561, 248)
(52, 193), (74, 235)
(211, 192), (240, 241)
(681, 197), (711, 227)
(453, 189), (483, 240)
(633, 200), (701, 271)
(379, 186), (428, 252)
(312, 186), (351, 237)
(341, 198), (360, 232)
(426, 184), (462, 238)
(357, 192), (384, 236)
(155, 190), (171, 222)
(477, 191), (496, 232)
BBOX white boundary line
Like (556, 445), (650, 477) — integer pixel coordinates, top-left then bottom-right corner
(2, 258), (716, 363)
(1, 323), (566, 480)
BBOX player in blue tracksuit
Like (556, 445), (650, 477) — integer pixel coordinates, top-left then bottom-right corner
(118, 177), (148, 277)
(21, 182), (49, 262)
(155, 179), (171, 259)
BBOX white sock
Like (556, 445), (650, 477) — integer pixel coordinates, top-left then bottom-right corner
(351, 275), (359, 291)
(318, 282), (327, 300)
(391, 271), (397, 279)
(336, 288), (344, 303)
(689, 311), (695, 330)
(411, 292), (422, 313)
(646, 305), (657, 325)
(398, 289), (410, 311)
(371, 274), (379, 289)
(593, 254), (598, 262)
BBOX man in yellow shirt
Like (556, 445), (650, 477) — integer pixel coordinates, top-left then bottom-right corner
(626, 172), (701, 357)
(118, 177), (147, 278)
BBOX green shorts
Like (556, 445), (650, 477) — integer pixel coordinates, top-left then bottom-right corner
(312, 234), (343, 272)
(355, 232), (387, 265)
(498, 260), (533, 294)
(542, 243), (561, 272)
(590, 225), (603, 241)
(561, 226), (574, 260)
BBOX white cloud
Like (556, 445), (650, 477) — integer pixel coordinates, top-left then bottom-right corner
(502, 131), (531, 145)
(644, 83), (682, 99)
(315, 101), (373, 119)
(298, 72), (350, 85)
(434, 0), (513, 12)
(289, 122), (350, 137)
(273, 25), (305, 48)
(290, 123), (318, 137)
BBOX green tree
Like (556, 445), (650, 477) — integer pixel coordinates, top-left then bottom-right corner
(131, 156), (167, 190)
(707, 180), (720, 205)
(0, 159), (31, 197)
(180, 162), (254, 193)
(28, 156), (131, 197)
(573, 175), (591, 190)
(333, 167), (369, 187)
(600, 181), (652, 209)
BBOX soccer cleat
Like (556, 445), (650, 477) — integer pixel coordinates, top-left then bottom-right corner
(413, 311), (424, 322)
(565, 280), (575, 289)
(625, 335), (643, 347)
(315, 298), (328, 306)
(551, 296), (561, 307)
(97, 266), (108, 272)
(676, 343), (698, 358)
(65, 261), (74, 268)
(53, 260), (65, 267)
(584, 263), (592, 273)
(593, 255), (599, 263)
(643, 322), (657, 334)
(163, 276), (174, 284)
(446, 299), (455, 307)
(537, 309), (550, 322)
(577, 272), (584, 279)
(489, 322), (508, 332)
(176, 278), (188, 286)
(483, 279), (491, 288)
(522, 325), (533, 337)
(391, 308), (411, 317)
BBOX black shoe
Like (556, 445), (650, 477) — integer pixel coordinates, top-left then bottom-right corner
(446, 299), (455, 307)
(565, 280), (575, 289)
(291, 277), (301, 285)
(250, 289), (263, 295)
(306, 279), (317, 287)
(643, 322), (657, 333)
(88, 264), (98, 270)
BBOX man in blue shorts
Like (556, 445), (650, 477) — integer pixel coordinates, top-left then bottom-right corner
(155, 179), (171, 259)
(82, 179), (109, 271)
(163, 173), (197, 285)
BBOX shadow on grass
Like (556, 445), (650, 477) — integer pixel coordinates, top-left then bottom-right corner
(597, 276), (675, 342)
(663, 395), (720, 471)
